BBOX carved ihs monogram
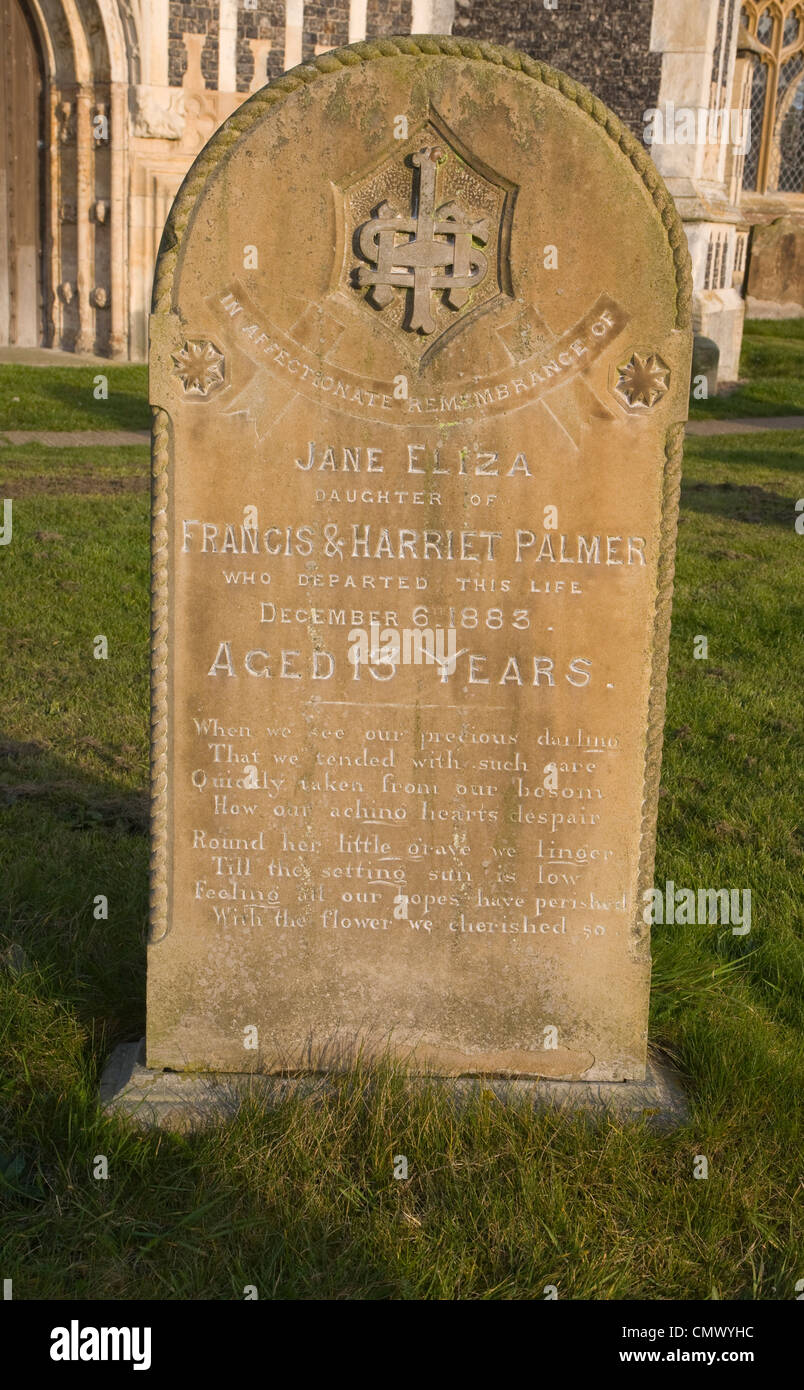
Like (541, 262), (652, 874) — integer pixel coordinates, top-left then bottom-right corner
(354, 146), (490, 335)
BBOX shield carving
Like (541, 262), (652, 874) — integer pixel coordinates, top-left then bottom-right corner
(336, 113), (517, 365)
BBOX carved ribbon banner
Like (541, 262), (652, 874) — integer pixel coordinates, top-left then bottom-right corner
(206, 281), (629, 436)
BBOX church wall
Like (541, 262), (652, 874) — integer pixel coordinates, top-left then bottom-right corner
(453, 0), (664, 138)
(10, 0), (801, 369)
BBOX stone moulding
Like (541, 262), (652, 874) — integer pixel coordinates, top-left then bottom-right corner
(147, 35), (693, 1023)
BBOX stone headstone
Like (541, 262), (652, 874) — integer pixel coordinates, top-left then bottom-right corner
(691, 334), (719, 399)
(745, 215), (804, 319)
(148, 38), (692, 1082)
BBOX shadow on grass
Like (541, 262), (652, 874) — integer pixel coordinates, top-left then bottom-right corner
(680, 480), (796, 527)
(684, 432), (804, 473)
(30, 378), (150, 432)
(0, 365), (150, 432)
(0, 734), (148, 1042)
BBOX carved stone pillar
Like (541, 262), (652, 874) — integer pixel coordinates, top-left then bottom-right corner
(74, 85), (93, 352)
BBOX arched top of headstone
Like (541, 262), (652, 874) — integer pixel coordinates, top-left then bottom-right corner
(152, 37), (692, 333)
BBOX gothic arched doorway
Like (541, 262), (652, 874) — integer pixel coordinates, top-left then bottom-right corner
(0, 0), (47, 347)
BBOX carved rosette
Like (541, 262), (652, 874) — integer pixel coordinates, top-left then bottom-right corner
(172, 340), (225, 396)
(613, 353), (670, 410)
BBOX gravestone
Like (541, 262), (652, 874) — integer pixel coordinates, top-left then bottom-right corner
(745, 215), (804, 318)
(146, 38), (692, 1085)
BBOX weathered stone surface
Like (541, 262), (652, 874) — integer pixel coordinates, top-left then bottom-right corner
(746, 216), (804, 319)
(148, 39), (691, 1082)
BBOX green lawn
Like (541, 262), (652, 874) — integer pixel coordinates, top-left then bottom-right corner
(0, 442), (148, 496)
(0, 323), (801, 428)
(690, 317), (804, 419)
(0, 389), (802, 1299)
(0, 365), (149, 431)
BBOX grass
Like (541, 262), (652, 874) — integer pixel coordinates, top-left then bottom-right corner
(0, 377), (802, 1299)
(0, 442), (148, 497)
(690, 316), (804, 419)
(0, 365), (149, 432)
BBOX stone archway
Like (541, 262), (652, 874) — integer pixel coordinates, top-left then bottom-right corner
(0, 0), (47, 346)
(9, 0), (135, 356)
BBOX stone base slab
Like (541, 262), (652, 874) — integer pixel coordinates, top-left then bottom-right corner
(100, 1041), (689, 1132)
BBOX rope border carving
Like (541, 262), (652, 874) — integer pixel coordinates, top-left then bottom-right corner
(152, 37), (692, 323)
(150, 404), (171, 943)
(634, 421), (685, 959)
(150, 38), (692, 978)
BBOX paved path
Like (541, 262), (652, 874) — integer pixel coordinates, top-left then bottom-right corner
(0, 429), (149, 447)
(686, 416), (804, 435)
(0, 346), (115, 367)
(1, 420), (801, 448)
